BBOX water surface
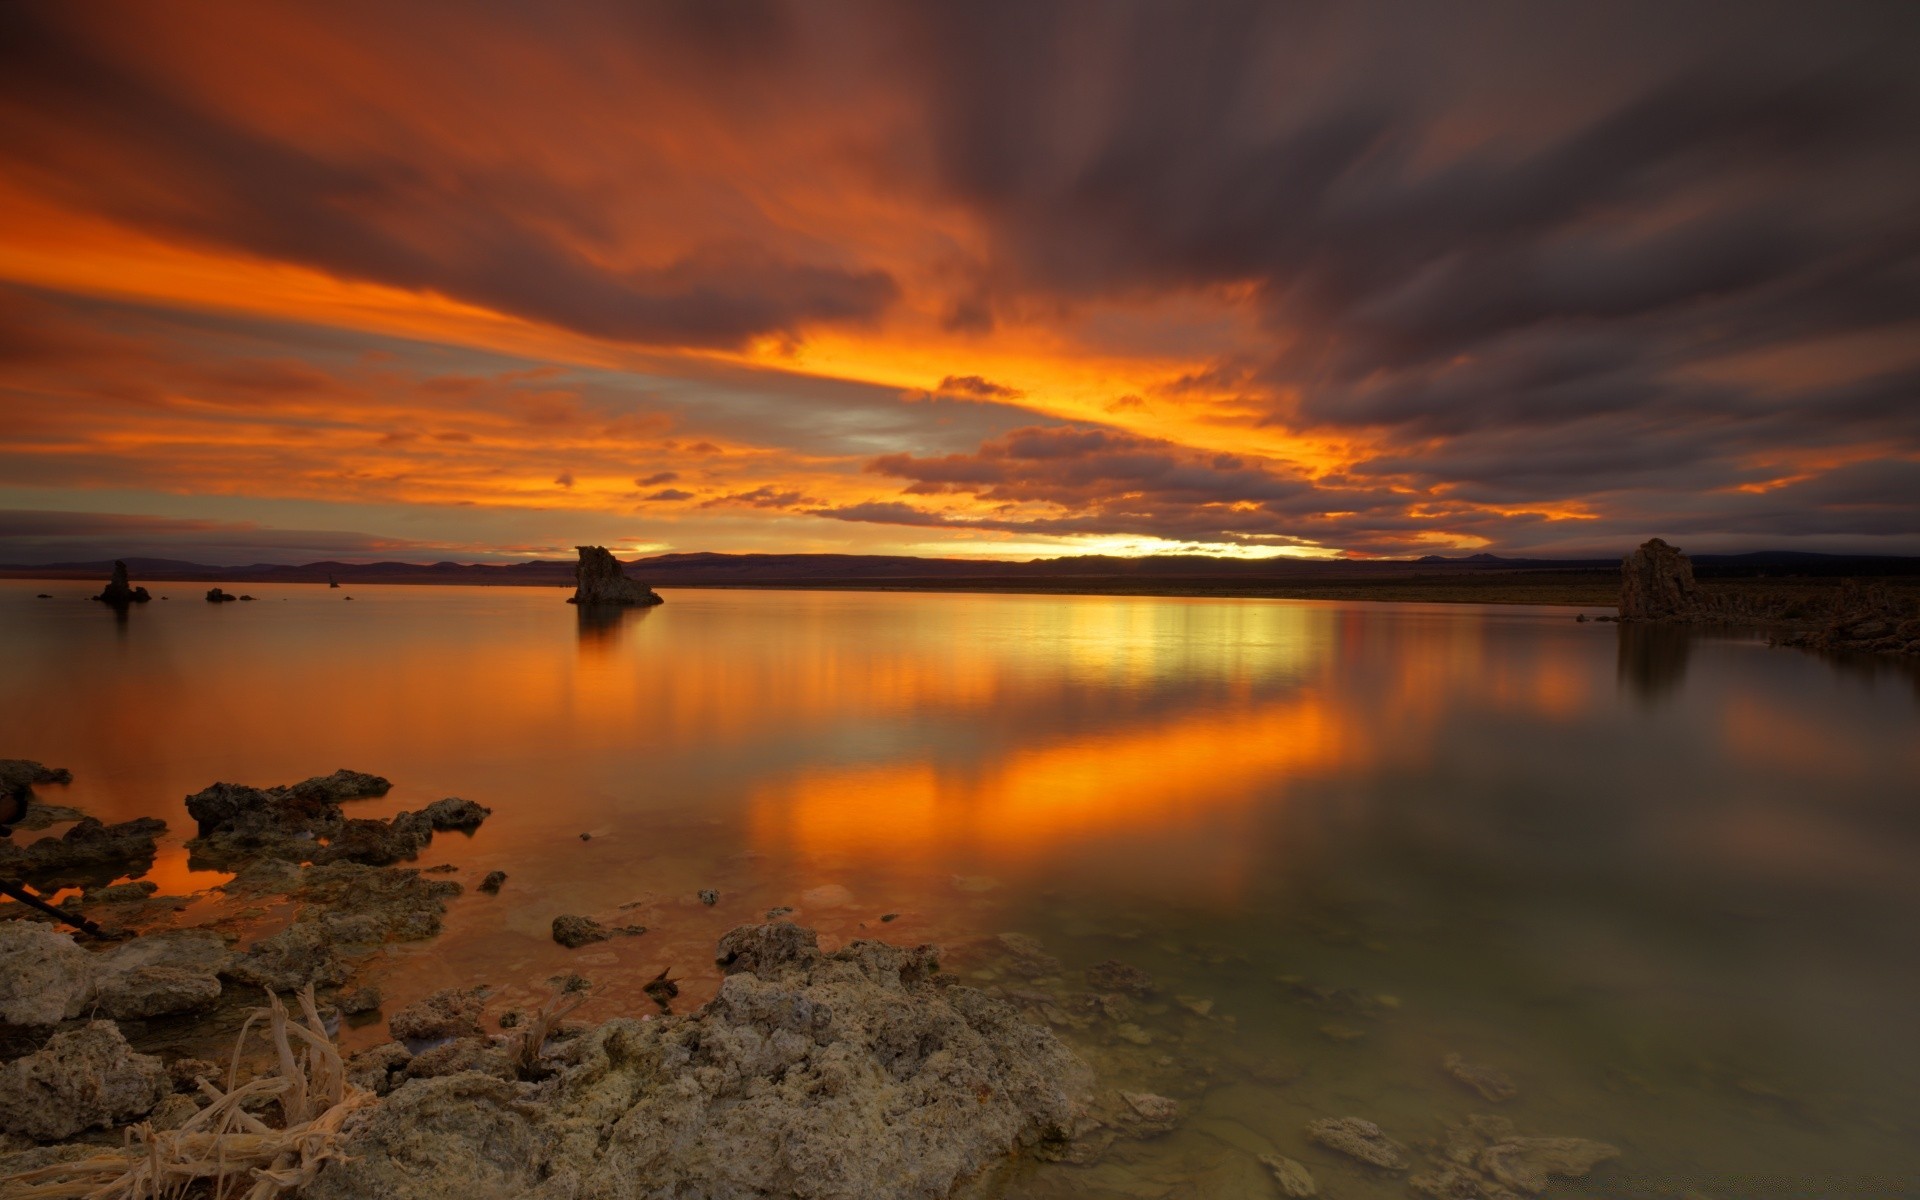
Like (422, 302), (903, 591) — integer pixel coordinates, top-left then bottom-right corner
(3, 580), (1916, 1197)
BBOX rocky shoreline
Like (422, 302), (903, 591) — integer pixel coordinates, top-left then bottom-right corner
(1603, 537), (1920, 658)
(1, 761), (1627, 1199)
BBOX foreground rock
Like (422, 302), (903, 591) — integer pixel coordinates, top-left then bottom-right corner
(0, 815), (164, 887)
(567, 545), (663, 607)
(0, 923), (233, 1025)
(305, 922), (1090, 1200)
(0, 1021), (168, 1141)
(223, 863), (462, 991)
(91, 560), (151, 606)
(0, 759), (71, 806)
(185, 770), (488, 868)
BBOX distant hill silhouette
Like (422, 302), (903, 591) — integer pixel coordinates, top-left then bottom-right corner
(6, 547), (1917, 588)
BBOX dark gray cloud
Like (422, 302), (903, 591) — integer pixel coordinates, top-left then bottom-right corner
(0, 5), (897, 351)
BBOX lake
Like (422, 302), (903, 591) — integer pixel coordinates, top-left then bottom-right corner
(3, 579), (1916, 1197)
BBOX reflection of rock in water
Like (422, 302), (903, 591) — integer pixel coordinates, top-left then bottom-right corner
(576, 602), (650, 652)
(1616, 621), (1691, 702)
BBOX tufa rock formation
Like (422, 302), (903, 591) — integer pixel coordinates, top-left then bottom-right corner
(567, 545), (663, 607)
(206, 587), (238, 602)
(91, 560), (151, 606)
(303, 922), (1090, 1200)
(1618, 538), (1701, 620)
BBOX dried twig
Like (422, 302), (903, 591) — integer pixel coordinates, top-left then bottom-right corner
(0, 984), (376, 1200)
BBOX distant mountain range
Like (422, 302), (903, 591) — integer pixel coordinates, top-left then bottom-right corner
(4, 548), (1917, 587)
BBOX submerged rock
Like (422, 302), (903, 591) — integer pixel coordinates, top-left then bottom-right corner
(552, 914), (610, 948)
(478, 870), (508, 894)
(1444, 1052), (1519, 1102)
(1412, 1114), (1620, 1198)
(91, 560), (151, 606)
(1261, 1154), (1319, 1198)
(0, 1021), (168, 1142)
(1085, 958), (1156, 997)
(566, 545), (663, 607)
(306, 922), (1089, 1200)
(1307, 1116), (1409, 1170)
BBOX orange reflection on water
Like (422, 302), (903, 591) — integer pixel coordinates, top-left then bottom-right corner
(748, 692), (1360, 902)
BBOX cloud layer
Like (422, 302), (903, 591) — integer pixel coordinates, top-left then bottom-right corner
(1, 0), (1915, 559)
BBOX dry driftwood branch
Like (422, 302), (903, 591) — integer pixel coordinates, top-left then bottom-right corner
(0, 985), (377, 1200)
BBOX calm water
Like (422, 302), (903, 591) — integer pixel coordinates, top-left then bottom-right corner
(3, 580), (1917, 1197)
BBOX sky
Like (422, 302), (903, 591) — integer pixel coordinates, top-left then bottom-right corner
(2, 0), (1917, 565)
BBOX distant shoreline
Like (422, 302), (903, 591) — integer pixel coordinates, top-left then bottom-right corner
(16, 569), (1920, 611)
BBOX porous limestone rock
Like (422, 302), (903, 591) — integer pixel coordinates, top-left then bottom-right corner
(0, 922), (95, 1026)
(478, 870), (508, 894)
(1618, 538), (1702, 620)
(91, 930), (231, 1020)
(0, 1021), (168, 1142)
(1307, 1116), (1409, 1170)
(224, 920), (352, 992)
(91, 561), (151, 606)
(390, 987), (488, 1042)
(305, 922), (1090, 1200)
(566, 545), (663, 607)
(0, 925), (230, 1025)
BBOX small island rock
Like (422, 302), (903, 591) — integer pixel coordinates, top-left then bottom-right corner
(91, 560), (151, 606)
(567, 545), (663, 607)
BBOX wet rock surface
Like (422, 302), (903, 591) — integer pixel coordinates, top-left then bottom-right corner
(567, 544), (664, 607)
(304, 922), (1090, 1200)
(478, 870), (507, 893)
(0, 1021), (168, 1142)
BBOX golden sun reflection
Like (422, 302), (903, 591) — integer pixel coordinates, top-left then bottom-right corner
(747, 692), (1359, 901)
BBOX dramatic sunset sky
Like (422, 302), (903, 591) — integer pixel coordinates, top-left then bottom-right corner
(2, 1), (1916, 564)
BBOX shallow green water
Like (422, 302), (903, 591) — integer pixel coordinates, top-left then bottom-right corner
(3, 580), (1915, 1197)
